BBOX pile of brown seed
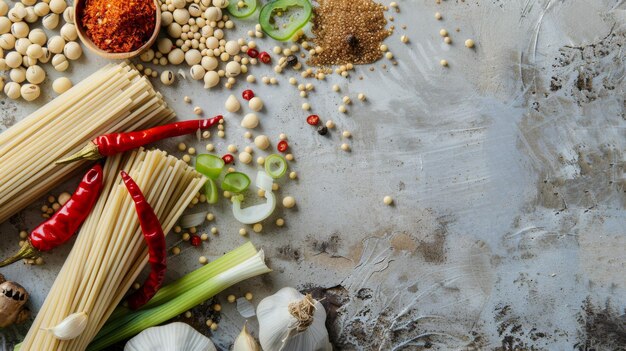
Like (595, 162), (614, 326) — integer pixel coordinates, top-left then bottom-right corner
(309, 0), (390, 66)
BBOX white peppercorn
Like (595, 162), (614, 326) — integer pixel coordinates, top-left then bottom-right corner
(28, 28), (46, 45)
(20, 83), (39, 101)
(26, 64), (45, 84)
(63, 41), (81, 60)
(52, 77), (72, 94)
(4, 81), (20, 99)
(160, 70), (175, 85)
(47, 35), (64, 54)
(10, 67), (26, 83)
(49, 0), (66, 14)
(60, 23), (77, 41)
(5, 51), (21, 68)
(42, 13), (59, 29)
(51, 53), (68, 71)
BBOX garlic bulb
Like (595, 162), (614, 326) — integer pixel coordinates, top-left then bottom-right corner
(257, 287), (332, 351)
(43, 311), (88, 340)
(125, 322), (216, 351)
(233, 323), (260, 351)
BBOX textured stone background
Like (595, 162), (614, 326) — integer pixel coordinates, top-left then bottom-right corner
(1, 0), (625, 349)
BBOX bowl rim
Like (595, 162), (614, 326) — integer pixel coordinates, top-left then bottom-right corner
(74, 0), (162, 59)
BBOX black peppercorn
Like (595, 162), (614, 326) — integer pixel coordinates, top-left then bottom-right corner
(286, 55), (298, 67)
(346, 34), (358, 48)
(317, 126), (328, 135)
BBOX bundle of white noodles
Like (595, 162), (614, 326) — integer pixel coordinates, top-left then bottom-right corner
(20, 149), (206, 350)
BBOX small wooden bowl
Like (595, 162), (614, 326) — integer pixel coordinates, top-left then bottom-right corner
(74, 0), (161, 60)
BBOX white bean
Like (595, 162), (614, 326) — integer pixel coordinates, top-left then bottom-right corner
(23, 7), (37, 23)
(204, 7), (221, 21)
(21, 0), (37, 6)
(8, 7), (26, 22)
(62, 6), (73, 23)
(60, 23), (77, 41)
(11, 22), (29, 38)
(38, 47), (50, 63)
(47, 35), (64, 53)
(0, 58), (6, 70)
(49, 0), (67, 14)
(20, 83), (39, 101)
(189, 64), (205, 80)
(173, 8), (189, 25)
(157, 37), (173, 54)
(26, 43), (42, 58)
(200, 56), (217, 71)
(0, 16), (11, 34)
(248, 97), (263, 111)
(33, 2), (49, 17)
(14, 37), (31, 54)
(161, 11), (173, 26)
(225, 61), (240, 77)
(4, 51), (21, 68)
(184, 48), (201, 65)
(160, 70), (175, 85)
(28, 28), (46, 45)
(139, 48), (155, 62)
(0, 33), (14, 50)
(167, 48), (184, 64)
(52, 77), (72, 94)
(0, 2), (7, 17)
(254, 135), (270, 149)
(10, 67), (26, 83)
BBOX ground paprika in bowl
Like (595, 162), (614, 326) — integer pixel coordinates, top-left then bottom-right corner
(74, 0), (161, 59)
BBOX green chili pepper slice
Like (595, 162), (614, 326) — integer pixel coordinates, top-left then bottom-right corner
(195, 154), (225, 180)
(259, 0), (312, 41)
(264, 154), (287, 179)
(204, 178), (219, 204)
(227, 0), (257, 18)
(222, 172), (251, 193)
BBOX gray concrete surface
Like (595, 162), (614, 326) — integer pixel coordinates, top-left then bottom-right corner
(1, 0), (625, 349)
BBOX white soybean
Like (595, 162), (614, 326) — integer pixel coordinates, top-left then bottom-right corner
(10, 67), (26, 83)
(0, 33), (14, 50)
(33, 3), (50, 17)
(201, 56), (218, 71)
(4, 81), (20, 99)
(60, 23), (77, 41)
(5, 51), (21, 68)
(11, 22), (29, 38)
(47, 35), (64, 53)
(203, 70), (219, 88)
(42, 13), (59, 29)
(26, 65), (45, 84)
(28, 28), (46, 45)
(0, 17), (11, 35)
(49, 0), (67, 14)
(189, 64), (205, 80)
(63, 41), (82, 60)
(20, 83), (39, 101)
(52, 77), (72, 94)
(185, 49), (201, 65)
(51, 53), (68, 71)
(157, 38), (173, 54)
(168, 48), (184, 64)
(173, 8), (189, 25)
(160, 70), (175, 85)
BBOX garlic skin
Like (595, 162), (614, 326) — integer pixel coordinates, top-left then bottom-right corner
(257, 287), (332, 351)
(44, 311), (88, 340)
(233, 323), (260, 351)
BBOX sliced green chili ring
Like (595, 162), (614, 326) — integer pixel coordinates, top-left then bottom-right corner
(227, 0), (257, 18)
(259, 0), (312, 41)
(222, 172), (251, 193)
(195, 154), (225, 180)
(204, 178), (219, 204)
(264, 154), (287, 179)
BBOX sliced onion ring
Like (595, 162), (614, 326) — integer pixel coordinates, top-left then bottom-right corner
(179, 211), (208, 228)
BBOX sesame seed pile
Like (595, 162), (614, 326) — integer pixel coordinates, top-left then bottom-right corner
(309, 0), (390, 66)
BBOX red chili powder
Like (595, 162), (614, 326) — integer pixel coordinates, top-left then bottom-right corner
(80, 0), (156, 53)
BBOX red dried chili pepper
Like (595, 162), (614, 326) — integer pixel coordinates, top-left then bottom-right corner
(0, 164), (104, 267)
(57, 116), (224, 164)
(246, 48), (259, 58)
(242, 89), (254, 101)
(306, 114), (320, 126)
(258, 51), (271, 64)
(222, 154), (234, 164)
(120, 171), (167, 310)
(277, 140), (289, 152)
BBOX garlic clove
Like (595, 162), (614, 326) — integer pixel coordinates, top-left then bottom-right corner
(43, 311), (88, 340)
(233, 323), (260, 351)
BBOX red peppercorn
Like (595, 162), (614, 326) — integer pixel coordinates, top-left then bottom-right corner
(247, 48), (259, 58)
(306, 115), (320, 126)
(242, 89), (254, 101)
(277, 140), (288, 153)
(222, 154), (234, 164)
(190, 235), (202, 247)
(258, 51), (271, 64)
